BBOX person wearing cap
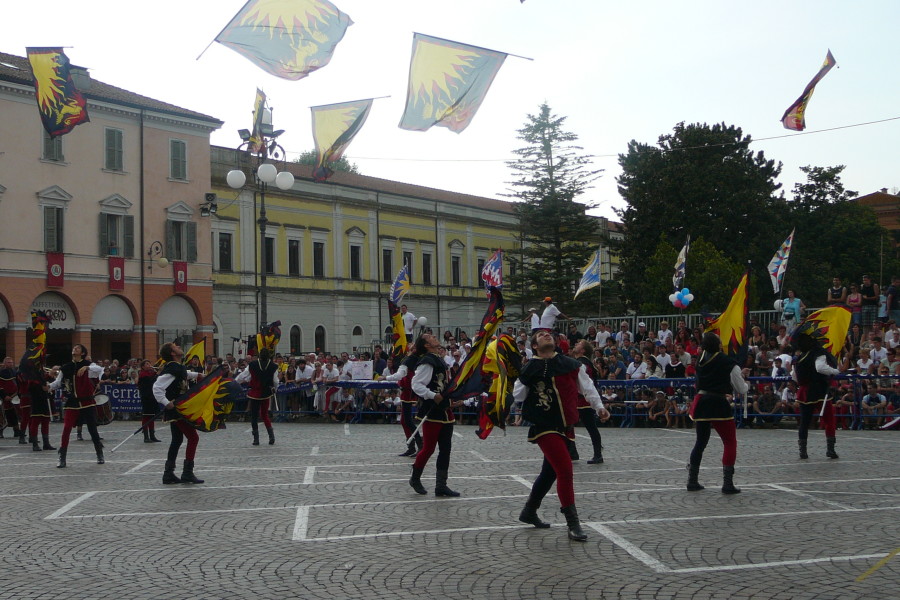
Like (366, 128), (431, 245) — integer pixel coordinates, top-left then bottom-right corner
(657, 321), (673, 347)
(615, 322), (631, 347)
(538, 297), (567, 332)
(523, 307), (541, 333)
(633, 322), (648, 344)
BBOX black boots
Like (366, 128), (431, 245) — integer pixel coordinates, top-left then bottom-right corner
(267, 426), (275, 446)
(587, 451), (604, 464)
(434, 469), (460, 497)
(519, 498), (551, 529)
(252, 427), (260, 446)
(31, 436), (41, 452)
(42, 436), (55, 451)
(143, 428), (152, 443)
(686, 463), (704, 491)
(149, 430), (162, 443)
(398, 445), (417, 457)
(56, 448), (67, 469)
(798, 438), (808, 459)
(722, 466), (741, 494)
(567, 440), (580, 461)
(162, 460), (182, 484)
(76, 431), (83, 441)
(409, 466), (427, 495)
(826, 436), (839, 459)
(18, 432), (26, 445)
(95, 442), (105, 465)
(181, 460), (204, 484)
(560, 505), (587, 542)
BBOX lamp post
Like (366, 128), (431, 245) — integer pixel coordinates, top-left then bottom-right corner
(226, 108), (294, 329)
(140, 240), (169, 358)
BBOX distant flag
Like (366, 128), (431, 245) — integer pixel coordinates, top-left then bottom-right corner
(387, 300), (407, 364)
(442, 287), (505, 402)
(574, 248), (603, 299)
(182, 340), (206, 367)
(389, 264), (410, 305)
(767, 229), (795, 293)
(791, 306), (851, 358)
(399, 33), (508, 133)
(704, 271), (750, 358)
(214, 0), (353, 81)
(781, 50), (836, 131)
(480, 249), (503, 297)
(26, 48), (90, 137)
(311, 98), (373, 181)
(476, 333), (521, 440)
(172, 366), (242, 432)
(249, 88), (267, 155)
(256, 321), (282, 353)
(673, 236), (690, 290)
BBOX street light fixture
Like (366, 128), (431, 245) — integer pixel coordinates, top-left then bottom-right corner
(146, 240), (169, 273)
(225, 107), (295, 329)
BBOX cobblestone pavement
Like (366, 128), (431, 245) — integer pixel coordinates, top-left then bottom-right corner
(1, 421), (897, 600)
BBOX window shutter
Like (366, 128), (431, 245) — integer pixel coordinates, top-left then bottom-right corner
(45, 208), (57, 252)
(165, 219), (175, 259)
(124, 215), (134, 258)
(99, 213), (109, 255)
(187, 221), (197, 263)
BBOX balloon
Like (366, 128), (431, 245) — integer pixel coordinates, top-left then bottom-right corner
(674, 300), (685, 309)
(669, 293), (678, 303)
(773, 299), (783, 311)
(417, 316), (428, 327)
(686, 294), (695, 302)
(682, 288), (690, 296)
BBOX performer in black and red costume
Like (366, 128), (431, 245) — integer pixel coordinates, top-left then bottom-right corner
(570, 340), (609, 464)
(136, 359), (162, 443)
(382, 347), (422, 457)
(0, 356), (22, 440)
(234, 347), (279, 445)
(686, 332), (748, 494)
(50, 344), (105, 468)
(408, 333), (460, 497)
(512, 330), (609, 541)
(152, 342), (202, 484)
(20, 360), (54, 452)
(792, 332), (842, 460)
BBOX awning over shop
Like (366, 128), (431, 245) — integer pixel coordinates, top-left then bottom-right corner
(156, 296), (197, 330)
(91, 295), (134, 331)
(31, 292), (75, 330)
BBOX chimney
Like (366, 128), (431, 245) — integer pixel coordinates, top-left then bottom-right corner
(69, 66), (91, 91)
(881, 188), (889, 194)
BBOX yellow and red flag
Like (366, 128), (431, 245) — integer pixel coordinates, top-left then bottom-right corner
(476, 333), (521, 440)
(399, 33), (508, 133)
(249, 88), (267, 154)
(444, 287), (505, 402)
(214, 0), (353, 81)
(311, 98), (373, 181)
(704, 271), (749, 358)
(792, 306), (851, 358)
(182, 340), (206, 367)
(173, 366), (242, 432)
(26, 48), (90, 137)
(388, 300), (408, 365)
(781, 50), (836, 131)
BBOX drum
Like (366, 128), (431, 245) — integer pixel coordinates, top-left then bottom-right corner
(94, 394), (112, 426)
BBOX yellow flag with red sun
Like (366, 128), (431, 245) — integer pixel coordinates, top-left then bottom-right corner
(704, 271), (749, 358)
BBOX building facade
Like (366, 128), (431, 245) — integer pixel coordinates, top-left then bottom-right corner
(0, 51), (222, 365)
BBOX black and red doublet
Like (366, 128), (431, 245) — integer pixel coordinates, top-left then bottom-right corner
(794, 346), (838, 440)
(690, 351), (737, 422)
(56, 359), (104, 453)
(155, 360), (203, 483)
(414, 353), (452, 424)
(519, 353), (582, 443)
(137, 367), (160, 441)
(244, 357), (278, 444)
(410, 352), (458, 496)
(574, 355), (604, 462)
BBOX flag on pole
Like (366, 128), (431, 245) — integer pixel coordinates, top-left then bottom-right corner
(311, 98), (373, 181)
(214, 0), (353, 81)
(26, 47), (90, 137)
(182, 340), (206, 366)
(387, 265), (411, 362)
(673, 236), (690, 290)
(574, 247), (602, 299)
(389, 264), (410, 305)
(767, 229), (795, 293)
(442, 287), (505, 401)
(249, 88), (267, 155)
(791, 306), (851, 358)
(480, 249), (503, 297)
(476, 333), (521, 439)
(172, 366), (242, 432)
(704, 271), (750, 358)
(399, 33), (508, 133)
(781, 50), (836, 131)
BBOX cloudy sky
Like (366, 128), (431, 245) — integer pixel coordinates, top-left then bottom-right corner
(5, 0), (899, 219)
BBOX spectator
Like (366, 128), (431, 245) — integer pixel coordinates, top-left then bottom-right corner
(566, 323), (584, 348)
(861, 384), (887, 428)
(633, 322), (648, 344)
(781, 289), (806, 334)
(887, 276), (900, 324)
(615, 322), (631, 347)
(846, 283), (863, 326)
(595, 322), (612, 348)
(826, 277), (848, 306)
(657, 320), (673, 347)
(860, 275), (880, 330)
(538, 297), (567, 331)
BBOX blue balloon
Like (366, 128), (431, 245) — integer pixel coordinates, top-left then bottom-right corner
(682, 288), (690, 296)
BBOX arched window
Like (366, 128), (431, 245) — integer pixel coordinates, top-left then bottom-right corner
(315, 326), (326, 353)
(290, 325), (301, 355)
(351, 325), (363, 351)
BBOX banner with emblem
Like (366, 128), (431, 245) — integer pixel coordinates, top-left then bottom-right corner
(172, 261), (188, 293)
(47, 252), (65, 287)
(108, 256), (125, 291)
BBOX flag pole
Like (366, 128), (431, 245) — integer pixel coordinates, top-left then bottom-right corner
(109, 411), (163, 453)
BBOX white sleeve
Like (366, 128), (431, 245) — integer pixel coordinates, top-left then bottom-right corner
(186, 370), (201, 381)
(512, 379), (528, 404)
(49, 370), (64, 391)
(273, 371), (280, 387)
(382, 364), (408, 382)
(815, 355), (840, 376)
(730, 365), (748, 395)
(88, 363), (105, 378)
(153, 374), (175, 406)
(411, 363), (435, 399)
(577, 365), (604, 411)
(234, 369), (251, 384)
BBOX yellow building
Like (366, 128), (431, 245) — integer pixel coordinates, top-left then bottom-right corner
(209, 147), (521, 355)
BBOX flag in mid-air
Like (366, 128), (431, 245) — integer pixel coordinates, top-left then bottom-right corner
(249, 88), (267, 154)
(173, 366), (242, 432)
(388, 265), (411, 361)
(574, 248), (603, 299)
(182, 340), (206, 367)
(480, 249), (503, 297)
(767, 229), (795, 293)
(26, 47), (90, 137)
(214, 0), (353, 81)
(781, 50), (836, 131)
(311, 98), (373, 181)
(442, 287), (505, 403)
(673, 236), (690, 290)
(476, 333), (521, 440)
(704, 271), (750, 358)
(389, 264), (410, 305)
(399, 33), (507, 133)
(792, 306), (851, 358)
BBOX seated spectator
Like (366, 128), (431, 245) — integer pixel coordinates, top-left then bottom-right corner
(648, 390), (668, 426)
(753, 385), (783, 427)
(856, 349), (875, 375)
(861, 384), (888, 428)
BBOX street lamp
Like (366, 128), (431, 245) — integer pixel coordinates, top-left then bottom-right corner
(146, 240), (169, 273)
(226, 108), (295, 329)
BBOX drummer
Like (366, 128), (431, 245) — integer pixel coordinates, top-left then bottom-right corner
(0, 356), (21, 439)
(49, 344), (105, 468)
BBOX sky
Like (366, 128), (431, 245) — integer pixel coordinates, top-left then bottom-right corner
(4, 0), (900, 220)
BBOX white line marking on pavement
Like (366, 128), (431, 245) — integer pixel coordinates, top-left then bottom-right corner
(45, 492), (96, 520)
(651, 454), (684, 464)
(656, 428), (693, 435)
(310, 446), (319, 456)
(768, 483), (853, 510)
(292, 506), (309, 541)
(453, 431), (463, 438)
(510, 475), (532, 489)
(245, 428), (252, 433)
(303, 466), (316, 484)
(469, 450), (491, 462)
(589, 523), (672, 572)
(0, 454), (17, 461)
(301, 524), (526, 543)
(574, 433), (591, 440)
(344, 423), (350, 436)
(124, 459), (155, 475)
(672, 553), (889, 574)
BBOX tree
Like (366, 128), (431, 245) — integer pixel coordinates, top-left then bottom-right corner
(616, 122), (783, 310)
(294, 150), (360, 175)
(504, 104), (603, 316)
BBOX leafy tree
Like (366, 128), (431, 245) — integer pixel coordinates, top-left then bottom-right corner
(294, 150), (360, 175)
(504, 104), (603, 316)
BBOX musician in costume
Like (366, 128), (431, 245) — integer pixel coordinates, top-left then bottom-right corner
(17, 312), (53, 446)
(382, 346), (422, 457)
(137, 359), (162, 443)
(0, 356), (22, 440)
(234, 347), (279, 445)
(49, 344), (105, 468)
(152, 342), (202, 484)
(792, 332), (842, 459)
(686, 333), (748, 494)
(569, 340), (609, 464)
(20, 360), (54, 451)
(512, 330), (609, 542)
(408, 333), (460, 497)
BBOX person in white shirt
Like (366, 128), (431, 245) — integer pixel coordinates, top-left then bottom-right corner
(615, 322), (631, 347)
(626, 355), (646, 380)
(525, 307), (541, 333)
(657, 320), (673, 347)
(594, 323), (612, 348)
(400, 304), (418, 337)
(294, 358), (315, 414)
(538, 297), (567, 331)
(322, 358), (341, 419)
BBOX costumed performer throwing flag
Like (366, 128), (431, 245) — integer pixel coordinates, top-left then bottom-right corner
(153, 342), (203, 484)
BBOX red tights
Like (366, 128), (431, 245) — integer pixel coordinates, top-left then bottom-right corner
(690, 420), (737, 467)
(531, 434), (575, 507)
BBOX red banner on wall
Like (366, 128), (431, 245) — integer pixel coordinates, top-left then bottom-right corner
(172, 261), (188, 293)
(108, 256), (125, 290)
(47, 252), (64, 287)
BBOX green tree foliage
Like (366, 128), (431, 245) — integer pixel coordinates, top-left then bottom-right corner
(504, 104), (603, 316)
(294, 150), (360, 174)
(616, 122), (783, 310)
